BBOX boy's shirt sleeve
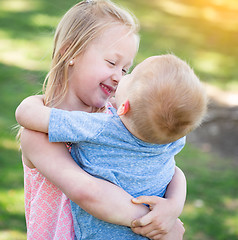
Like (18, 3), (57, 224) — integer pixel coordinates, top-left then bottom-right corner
(171, 136), (186, 157)
(48, 108), (105, 143)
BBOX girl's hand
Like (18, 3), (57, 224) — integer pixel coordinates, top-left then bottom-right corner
(130, 196), (179, 239)
(159, 219), (185, 240)
(131, 219), (185, 240)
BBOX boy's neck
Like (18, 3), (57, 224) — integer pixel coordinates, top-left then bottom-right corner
(119, 115), (143, 141)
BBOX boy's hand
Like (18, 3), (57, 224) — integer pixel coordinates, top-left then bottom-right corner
(131, 196), (179, 239)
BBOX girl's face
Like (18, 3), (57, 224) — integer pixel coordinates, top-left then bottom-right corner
(66, 25), (138, 111)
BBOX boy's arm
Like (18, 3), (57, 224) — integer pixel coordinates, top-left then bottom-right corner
(15, 95), (50, 133)
(48, 108), (103, 143)
(20, 128), (149, 227)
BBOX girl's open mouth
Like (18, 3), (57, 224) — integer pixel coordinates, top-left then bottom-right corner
(100, 83), (114, 96)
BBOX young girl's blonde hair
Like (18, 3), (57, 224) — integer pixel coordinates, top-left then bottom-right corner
(43, 0), (139, 107)
(127, 54), (207, 144)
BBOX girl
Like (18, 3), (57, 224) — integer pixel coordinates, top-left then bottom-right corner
(17, 0), (186, 239)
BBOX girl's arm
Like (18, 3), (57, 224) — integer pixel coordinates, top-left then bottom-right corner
(20, 128), (149, 226)
(15, 95), (50, 133)
(131, 166), (186, 238)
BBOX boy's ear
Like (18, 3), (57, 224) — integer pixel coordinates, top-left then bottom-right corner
(117, 100), (130, 116)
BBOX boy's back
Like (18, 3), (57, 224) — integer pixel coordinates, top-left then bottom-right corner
(49, 107), (185, 239)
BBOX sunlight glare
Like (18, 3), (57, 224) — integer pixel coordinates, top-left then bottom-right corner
(0, 138), (19, 151)
(0, 189), (24, 214)
(193, 51), (230, 76)
(204, 83), (238, 106)
(0, 38), (51, 71)
(155, 0), (238, 31)
(0, 0), (38, 12)
(211, 0), (238, 10)
(0, 230), (26, 240)
(156, 0), (197, 18)
(225, 216), (238, 235)
(31, 14), (59, 28)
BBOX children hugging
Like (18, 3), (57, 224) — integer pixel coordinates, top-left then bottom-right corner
(15, 0), (207, 239)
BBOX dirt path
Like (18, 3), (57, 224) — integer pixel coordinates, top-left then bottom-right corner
(187, 84), (238, 161)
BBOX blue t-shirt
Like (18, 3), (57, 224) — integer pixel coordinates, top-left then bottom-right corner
(49, 107), (185, 240)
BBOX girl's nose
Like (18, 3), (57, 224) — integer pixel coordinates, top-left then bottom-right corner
(112, 69), (122, 85)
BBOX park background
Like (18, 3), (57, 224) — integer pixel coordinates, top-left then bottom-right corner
(0, 0), (237, 239)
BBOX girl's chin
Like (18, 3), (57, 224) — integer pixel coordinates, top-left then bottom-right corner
(93, 95), (112, 109)
(94, 100), (108, 109)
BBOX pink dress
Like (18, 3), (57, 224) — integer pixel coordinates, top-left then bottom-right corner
(23, 162), (75, 239)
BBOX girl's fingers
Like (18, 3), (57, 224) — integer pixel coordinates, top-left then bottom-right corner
(146, 230), (163, 239)
(131, 227), (163, 240)
(151, 234), (164, 240)
(132, 195), (161, 206)
(131, 211), (154, 227)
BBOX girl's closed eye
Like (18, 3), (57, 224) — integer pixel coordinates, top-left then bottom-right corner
(106, 60), (115, 66)
(122, 68), (127, 75)
(106, 60), (128, 75)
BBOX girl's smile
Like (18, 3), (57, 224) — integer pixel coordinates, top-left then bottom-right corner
(100, 83), (115, 97)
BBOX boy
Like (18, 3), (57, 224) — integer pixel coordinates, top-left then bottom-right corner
(16, 54), (207, 239)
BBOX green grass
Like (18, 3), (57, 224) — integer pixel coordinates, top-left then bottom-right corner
(177, 145), (238, 240)
(0, 0), (237, 239)
(0, 145), (26, 239)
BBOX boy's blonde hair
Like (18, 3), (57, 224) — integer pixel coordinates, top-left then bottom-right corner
(43, 0), (139, 107)
(127, 54), (207, 144)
